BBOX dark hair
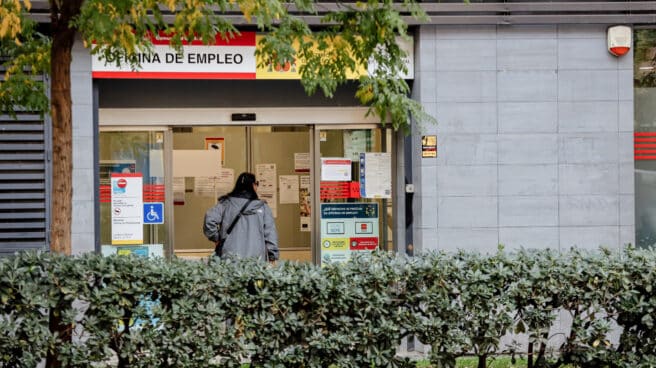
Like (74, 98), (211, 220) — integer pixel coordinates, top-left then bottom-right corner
(221, 172), (259, 201)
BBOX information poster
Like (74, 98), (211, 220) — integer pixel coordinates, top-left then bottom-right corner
(279, 175), (299, 204)
(204, 137), (225, 165)
(321, 158), (352, 181)
(359, 152), (392, 198)
(194, 176), (218, 197)
(343, 130), (370, 161)
(256, 163), (277, 217)
(320, 203), (379, 264)
(111, 173), (144, 245)
(422, 135), (437, 158)
(294, 153), (310, 173)
(216, 168), (235, 197)
(173, 177), (185, 205)
(101, 244), (165, 258)
(300, 175), (311, 232)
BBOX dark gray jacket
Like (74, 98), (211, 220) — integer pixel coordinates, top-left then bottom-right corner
(203, 196), (279, 261)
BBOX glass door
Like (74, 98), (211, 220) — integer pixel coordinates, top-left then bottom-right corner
(98, 130), (167, 257)
(171, 125), (312, 261)
(171, 126), (247, 259)
(252, 126), (312, 261)
(99, 125), (391, 263)
(315, 126), (394, 265)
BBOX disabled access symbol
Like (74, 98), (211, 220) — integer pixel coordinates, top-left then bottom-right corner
(143, 203), (164, 224)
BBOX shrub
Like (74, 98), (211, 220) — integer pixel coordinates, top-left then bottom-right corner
(0, 248), (655, 368)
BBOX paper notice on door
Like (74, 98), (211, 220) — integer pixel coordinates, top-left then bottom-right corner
(279, 175), (299, 204)
(299, 175), (311, 231)
(300, 216), (311, 232)
(111, 173), (143, 245)
(344, 130), (369, 161)
(256, 163), (277, 217)
(195, 176), (218, 197)
(173, 177), (185, 205)
(216, 168), (234, 198)
(359, 152), (391, 198)
(294, 153), (310, 173)
(321, 158), (351, 181)
(204, 137), (225, 166)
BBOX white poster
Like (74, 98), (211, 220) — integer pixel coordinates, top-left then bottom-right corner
(256, 163), (277, 217)
(321, 158), (352, 181)
(279, 175), (299, 204)
(195, 176), (219, 197)
(205, 137), (225, 166)
(173, 177), (185, 204)
(111, 173), (143, 245)
(216, 168), (235, 197)
(343, 130), (369, 161)
(294, 152), (311, 173)
(359, 152), (392, 198)
(172, 150), (221, 177)
(194, 168), (234, 199)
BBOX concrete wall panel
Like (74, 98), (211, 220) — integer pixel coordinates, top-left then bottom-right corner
(498, 164), (558, 196)
(412, 24), (634, 253)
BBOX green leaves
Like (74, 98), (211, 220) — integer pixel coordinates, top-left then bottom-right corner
(3, 248), (656, 367)
(72, 0), (433, 133)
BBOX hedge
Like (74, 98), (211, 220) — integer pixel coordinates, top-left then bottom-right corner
(1, 247), (655, 368)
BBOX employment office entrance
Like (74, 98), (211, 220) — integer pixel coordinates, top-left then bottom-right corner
(98, 112), (395, 264)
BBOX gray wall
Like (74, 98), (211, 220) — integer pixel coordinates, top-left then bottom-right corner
(71, 37), (95, 254)
(413, 24), (634, 253)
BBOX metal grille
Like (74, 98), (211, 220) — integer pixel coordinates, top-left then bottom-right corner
(0, 71), (50, 256)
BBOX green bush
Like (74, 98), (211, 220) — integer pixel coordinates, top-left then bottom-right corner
(0, 248), (655, 368)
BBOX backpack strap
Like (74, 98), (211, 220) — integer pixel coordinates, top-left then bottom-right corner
(226, 199), (254, 235)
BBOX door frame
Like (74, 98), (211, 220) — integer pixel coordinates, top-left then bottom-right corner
(99, 108), (389, 262)
(312, 124), (393, 264)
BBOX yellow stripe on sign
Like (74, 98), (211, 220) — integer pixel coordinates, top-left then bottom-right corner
(321, 238), (349, 251)
(112, 240), (144, 245)
(255, 35), (366, 80)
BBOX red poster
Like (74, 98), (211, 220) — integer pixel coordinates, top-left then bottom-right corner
(349, 237), (378, 251)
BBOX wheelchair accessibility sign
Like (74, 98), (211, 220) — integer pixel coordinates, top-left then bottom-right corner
(143, 203), (164, 224)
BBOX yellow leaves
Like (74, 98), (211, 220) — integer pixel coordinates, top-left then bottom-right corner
(165, 0), (177, 11)
(0, 8), (22, 39)
(185, 0), (200, 7)
(129, 6), (140, 23)
(356, 85), (375, 104)
(238, 0), (256, 23)
(116, 24), (136, 54)
(22, 0), (30, 11)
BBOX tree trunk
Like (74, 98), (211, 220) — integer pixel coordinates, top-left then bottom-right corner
(49, 0), (83, 254)
(477, 354), (487, 368)
(46, 302), (73, 368)
(46, 2), (83, 365)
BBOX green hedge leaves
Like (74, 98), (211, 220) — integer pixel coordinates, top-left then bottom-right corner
(1, 248), (655, 368)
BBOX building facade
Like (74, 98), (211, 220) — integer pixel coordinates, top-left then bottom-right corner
(1, 1), (655, 259)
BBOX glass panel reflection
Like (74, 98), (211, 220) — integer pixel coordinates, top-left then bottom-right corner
(99, 131), (167, 257)
(635, 29), (656, 248)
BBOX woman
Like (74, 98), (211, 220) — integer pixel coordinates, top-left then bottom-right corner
(203, 172), (279, 261)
